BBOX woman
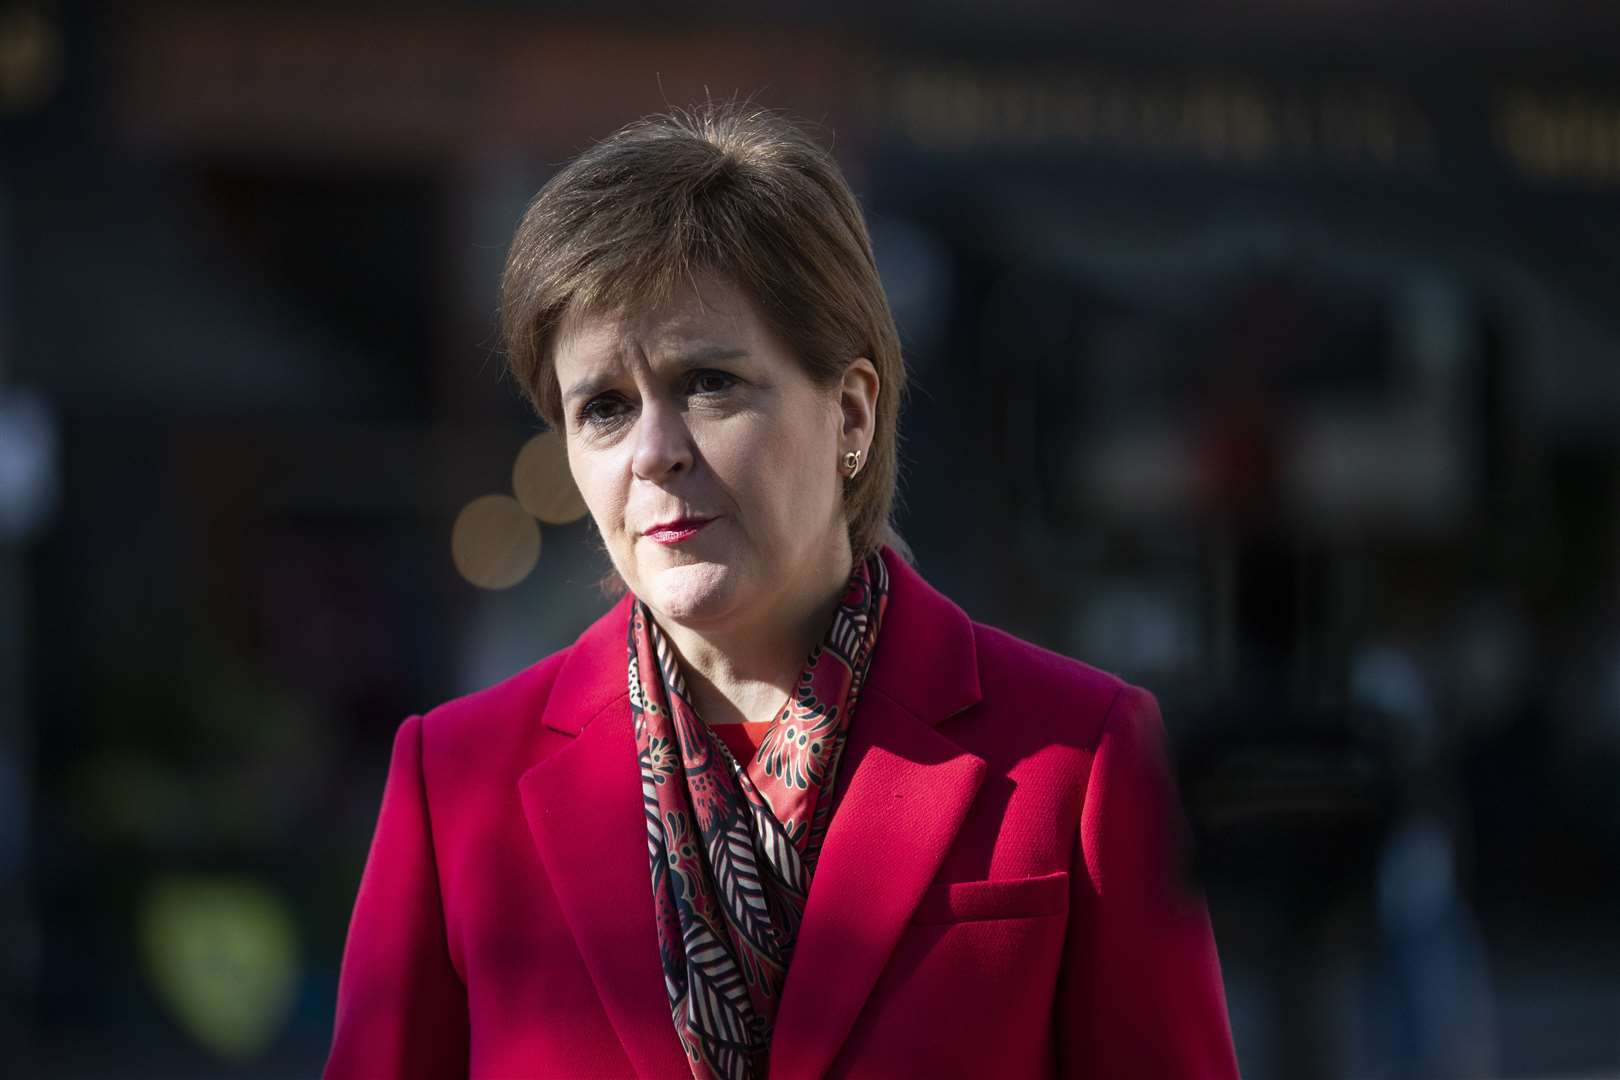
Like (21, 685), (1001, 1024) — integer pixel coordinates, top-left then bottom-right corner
(325, 103), (1240, 1079)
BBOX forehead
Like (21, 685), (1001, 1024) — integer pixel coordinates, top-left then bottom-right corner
(554, 273), (770, 372)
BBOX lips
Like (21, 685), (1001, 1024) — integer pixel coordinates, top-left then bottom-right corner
(643, 517), (715, 545)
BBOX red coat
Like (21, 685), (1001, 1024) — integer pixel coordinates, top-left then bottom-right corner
(324, 548), (1241, 1079)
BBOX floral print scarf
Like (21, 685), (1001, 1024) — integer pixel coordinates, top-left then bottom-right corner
(629, 552), (890, 1080)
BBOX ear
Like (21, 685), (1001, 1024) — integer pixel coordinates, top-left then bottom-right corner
(837, 357), (880, 453)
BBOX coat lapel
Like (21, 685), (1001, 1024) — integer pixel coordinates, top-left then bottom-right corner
(518, 593), (694, 1079)
(517, 548), (985, 1079)
(767, 549), (986, 1079)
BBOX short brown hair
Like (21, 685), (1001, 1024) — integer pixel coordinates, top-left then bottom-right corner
(500, 102), (907, 563)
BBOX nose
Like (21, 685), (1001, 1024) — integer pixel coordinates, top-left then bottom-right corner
(630, 396), (694, 482)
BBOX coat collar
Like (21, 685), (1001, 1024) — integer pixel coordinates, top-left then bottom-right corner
(518, 547), (986, 1078)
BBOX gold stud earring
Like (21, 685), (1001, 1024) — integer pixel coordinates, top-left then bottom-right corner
(842, 449), (863, 477)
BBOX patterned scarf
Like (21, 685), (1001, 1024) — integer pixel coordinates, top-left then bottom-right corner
(628, 552), (890, 1080)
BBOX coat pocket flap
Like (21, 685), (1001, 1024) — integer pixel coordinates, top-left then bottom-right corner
(910, 870), (1070, 925)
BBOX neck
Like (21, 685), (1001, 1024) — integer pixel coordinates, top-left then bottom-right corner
(657, 543), (857, 726)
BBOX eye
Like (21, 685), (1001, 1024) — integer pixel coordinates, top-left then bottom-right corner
(688, 369), (737, 396)
(577, 393), (629, 427)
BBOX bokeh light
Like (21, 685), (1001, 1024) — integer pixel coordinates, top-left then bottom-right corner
(0, 4), (62, 113)
(137, 876), (300, 1063)
(512, 430), (588, 525)
(451, 493), (541, 589)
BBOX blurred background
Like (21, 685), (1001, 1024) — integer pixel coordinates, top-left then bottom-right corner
(3, 1), (1619, 1077)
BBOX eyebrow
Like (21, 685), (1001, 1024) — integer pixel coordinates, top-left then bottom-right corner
(562, 345), (751, 406)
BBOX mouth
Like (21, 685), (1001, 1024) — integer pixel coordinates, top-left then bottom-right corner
(643, 517), (716, 546)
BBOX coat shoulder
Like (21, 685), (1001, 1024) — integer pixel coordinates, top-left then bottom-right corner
(414, 646), (575, 782)
(969, 620), (1134, 749)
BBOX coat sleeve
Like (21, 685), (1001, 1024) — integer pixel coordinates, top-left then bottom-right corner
(1052, 685), (1241, 1078)
(324, 715), (470, 1079)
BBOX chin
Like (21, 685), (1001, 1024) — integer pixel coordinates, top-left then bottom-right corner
(635, 558), (749, 628)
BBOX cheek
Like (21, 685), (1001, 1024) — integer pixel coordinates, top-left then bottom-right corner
(567, 449), (626, 529)
(753, 409), (839, 519)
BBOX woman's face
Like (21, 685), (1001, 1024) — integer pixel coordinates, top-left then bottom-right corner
(553, 272), (862, 632)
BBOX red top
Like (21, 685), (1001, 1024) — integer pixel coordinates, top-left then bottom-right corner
(709, 720), (775, 767)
